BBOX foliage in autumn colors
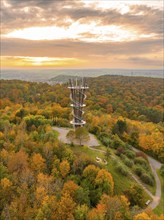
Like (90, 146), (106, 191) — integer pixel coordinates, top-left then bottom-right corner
(0, 76), (163, 219)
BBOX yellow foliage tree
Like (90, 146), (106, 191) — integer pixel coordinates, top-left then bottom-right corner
(1, 177), (12, 188)
(59, 160), (70, 178)
(7, 150), (29, 177)
(62, 180), (79, 200)
(87, 208), (99, 220)
(55, 193), (76, 220)
(37, 173), (54, 195)
(83, 164), (100, 183)
(31, 153), (46, 173)
(134, 212), (151, 220)
(95, 169), (114, 195)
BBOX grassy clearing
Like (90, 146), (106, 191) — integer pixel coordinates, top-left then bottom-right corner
(72, 144), (134, 194)
(71, 144), (105, 160)
(106, 158), (134, 195)
(90, 145), (107, 151)
(70, 144), (151, 204)
(114, 150), (156, 196)
(57, 127), (156, 198)
(154, 170), (164, 215)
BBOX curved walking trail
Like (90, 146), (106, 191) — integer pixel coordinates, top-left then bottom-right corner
(88, 145), (161, 209)
(132, 147), (162, 209)
(52, 126), (162, 210)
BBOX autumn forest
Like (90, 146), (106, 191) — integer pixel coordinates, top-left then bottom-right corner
(0, 75), (163, 220)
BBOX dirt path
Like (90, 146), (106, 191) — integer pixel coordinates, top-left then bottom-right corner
(52, 126), (100, 146)
(132, 147), (162, 209)
(88, 146), (155, 203)
(52, 126), (162, 210)
(90, 146), (162, 209)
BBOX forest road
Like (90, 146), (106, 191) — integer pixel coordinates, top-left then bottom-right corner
(131, 147), (162, 209)
(52, 126), (162, 210)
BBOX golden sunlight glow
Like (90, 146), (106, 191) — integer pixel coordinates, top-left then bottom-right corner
(1, 56), (87, 68)
(4, 22), (155, 42)
(2, 0), (162, 69)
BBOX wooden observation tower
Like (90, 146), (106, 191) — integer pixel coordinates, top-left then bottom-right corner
(68, 78), (89, 128)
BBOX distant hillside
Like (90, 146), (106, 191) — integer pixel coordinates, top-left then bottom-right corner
(48, 75), (83, 84)
(1, 68), (163, 83)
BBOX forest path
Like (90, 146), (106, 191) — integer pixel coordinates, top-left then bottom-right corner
(52, 126), (162, 210)
(88, 145), (158, 208)
(89, 146), (162, 210)
(131, 147), (162, 209)
(52, 126), (99, 146)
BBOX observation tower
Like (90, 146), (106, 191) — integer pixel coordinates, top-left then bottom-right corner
(68, 78), (89, 128)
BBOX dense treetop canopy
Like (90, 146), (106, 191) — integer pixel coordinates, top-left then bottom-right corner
(0, 76), (163, 219)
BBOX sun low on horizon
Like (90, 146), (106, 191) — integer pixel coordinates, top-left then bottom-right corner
(1, 0), (163, 69)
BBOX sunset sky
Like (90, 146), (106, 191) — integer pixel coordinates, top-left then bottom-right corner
(1, 0), (163, 69)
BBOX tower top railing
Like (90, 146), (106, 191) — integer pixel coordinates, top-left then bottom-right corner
(68, 78), (88, 89)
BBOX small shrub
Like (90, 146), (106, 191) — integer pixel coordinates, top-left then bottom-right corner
(124, 184), (145, 208)
(134, 157), (148, 167)
(140, 173), (154, 186)
(124, 158), (134, 168)
(136, 151), (148, 161)
(115, 147), (125, 156)
(134, 165), (144, 177)
(112, 135), (125, 149)
(160, 164), (164, 177)
(116, 164), (128, 176)
(120, 154), (127, 160)
(125, 150), (135, 159)
(112, 158), (118, 166)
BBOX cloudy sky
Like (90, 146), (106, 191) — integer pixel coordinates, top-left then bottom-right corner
(1, 0), (163, 69)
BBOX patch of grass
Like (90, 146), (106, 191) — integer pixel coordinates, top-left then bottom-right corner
(71, 144), (105, 160)
(72, 144), (134, 194)
(53, 130), (59, 138)
(107, 159), (133, 194)
(72, 145), (147, 196)
(70, 143), (152, 206)
(90, 145), (107, 151)
(154, 170), (164, 215)
(52, 129), (59, 138)
(118, 153), (156, 196)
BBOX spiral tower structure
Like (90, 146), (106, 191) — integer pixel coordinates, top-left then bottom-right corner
(68, 78), (89, 128)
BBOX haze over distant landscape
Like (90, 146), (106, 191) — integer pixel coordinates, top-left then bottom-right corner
(1, 69), (163, 83)
(1, 0), (163, 70)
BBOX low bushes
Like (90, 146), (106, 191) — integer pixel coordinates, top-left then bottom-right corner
(134, 157), (148, 168)
(116, 164), (128, 176)
(124, 150), (136, 159)
(134, 165), (155, 186)
(116, 147), (125, 156)
(120, 155), (134, 168)
(113, 139), (155, 186)
(124, 158), (134, 168)
(135, 151), (148, 161)
(140, 173), (154, 186)
(160, 164), (164, 177)
(134, 165), (144, 177)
